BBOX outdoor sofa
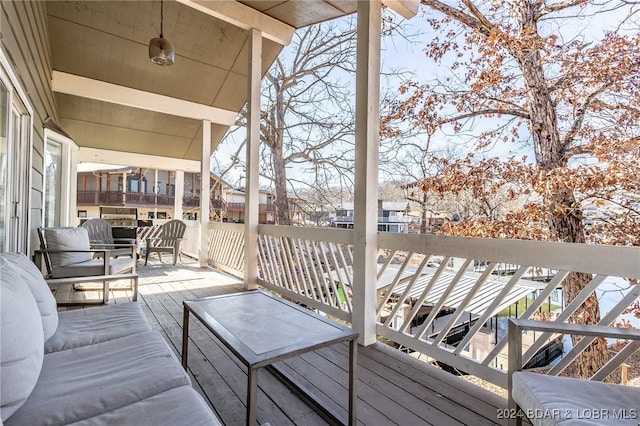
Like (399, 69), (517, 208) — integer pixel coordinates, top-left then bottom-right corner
(0, 251), (222, 425)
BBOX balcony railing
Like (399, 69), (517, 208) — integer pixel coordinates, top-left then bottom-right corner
(226, 202), (277, 213)
(200, 222), (640, 390)
(77, 191), (226, 209)
(334, 215), (413, 223)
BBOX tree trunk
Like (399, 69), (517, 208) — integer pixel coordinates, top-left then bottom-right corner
(272, 148), (291, 225)
(270, 73), (291, 226)
(420, 192), (428, 234)
(513, 1), (608, 378)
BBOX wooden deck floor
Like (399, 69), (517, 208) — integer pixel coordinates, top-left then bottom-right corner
(56, 257), (508, 426)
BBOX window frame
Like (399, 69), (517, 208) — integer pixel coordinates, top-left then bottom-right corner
(0, 48), (34, 253)
(43, 127), (78, 227)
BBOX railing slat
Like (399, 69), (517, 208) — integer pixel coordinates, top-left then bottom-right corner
(414, 258), (473, 341)
(399, 257), (450, 333)
(548, 284), (640, 376)
(432, 262), (498, 346)
(521, 274), (607, 363)
(454, 265), (528, 354)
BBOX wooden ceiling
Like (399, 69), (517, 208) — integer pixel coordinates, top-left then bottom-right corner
(47, 1), (356, 163)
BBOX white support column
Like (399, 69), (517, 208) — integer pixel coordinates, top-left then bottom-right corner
(122, 172), (127, 204)
(174, 170), (184, 220)
(67, 147), (79, 226)
(200, 120), (212, 267)
(244, 28), (262, 290)
(353, 0), (382, 346)
(154, 169), (159, 218)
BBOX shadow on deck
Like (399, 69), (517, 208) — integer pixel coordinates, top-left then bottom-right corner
(57, 257), (508, 425)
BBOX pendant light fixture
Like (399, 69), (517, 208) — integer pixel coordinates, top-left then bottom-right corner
(148, 0), (175, 66)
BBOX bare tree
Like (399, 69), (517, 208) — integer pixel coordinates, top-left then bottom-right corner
(260, 22), (358, 225)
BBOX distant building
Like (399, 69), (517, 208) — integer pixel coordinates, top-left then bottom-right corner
(76, 166), (230, 221)
(225, 189), (276, 224)
(333, 200), (412, 233)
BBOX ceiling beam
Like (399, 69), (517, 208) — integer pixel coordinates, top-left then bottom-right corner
(78, 147), (202, 173)
(177, 0), (295, 46)
(383, 0), (420, 19)
(52, 71), (238, 125)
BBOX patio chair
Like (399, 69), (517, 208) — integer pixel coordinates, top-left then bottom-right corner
(144, 219), (187, 266)
(36, 227), (138, 304)
(82, 218), (137, 258)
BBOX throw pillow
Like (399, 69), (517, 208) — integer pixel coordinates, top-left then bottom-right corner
(0, 252), (58, 341)
(44, 227), (92, 268)
(0, 257), (45, 421)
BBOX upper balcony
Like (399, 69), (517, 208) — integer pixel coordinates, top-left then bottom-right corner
(334, 215), (413, 224)
(78, 191), (225, 210)
(226, 202), (277, 213)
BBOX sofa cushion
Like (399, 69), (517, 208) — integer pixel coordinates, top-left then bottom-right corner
(67, 386), (222, 426)
(512, 371), (640, 426)
(0, 252), (58, 341)
(5, 331), (191, 425)
(45, 303), (152, 353)
(0, 257), (45, 422)
(48, 257), (135, 279)
(44, 227), (92, 268)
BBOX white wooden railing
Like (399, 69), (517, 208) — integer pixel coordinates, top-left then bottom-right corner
(256, 225), (354, 323)
(203, 223), (640, 389)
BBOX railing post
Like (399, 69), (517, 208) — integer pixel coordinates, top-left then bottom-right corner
(244, 28), (261, 290)
(174, 170), (184, 220)
(352, 0), (381, 346)
(199, 120), (211, 267)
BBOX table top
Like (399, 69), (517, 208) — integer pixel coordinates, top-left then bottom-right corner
(184, 290), (358, 368)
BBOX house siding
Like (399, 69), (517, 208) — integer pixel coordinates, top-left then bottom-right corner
(1, 0), (58, 248)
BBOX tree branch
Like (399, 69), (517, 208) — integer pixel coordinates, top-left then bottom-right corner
(420, 0), (492, 36)
(438, 108), (530, 127)
(538, 0), (589, 18)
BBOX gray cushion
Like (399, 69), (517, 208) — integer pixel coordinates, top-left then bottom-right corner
(5, 332), (191, 426)
(45, 303), (152, 353)
(44, 227), (92, 268)
(49, 257), (135, 279)
(67, 386), (222, 426)
(512, 371), (640, 425)
(0, 257), (44, 422)
(0, 252), (59, 341)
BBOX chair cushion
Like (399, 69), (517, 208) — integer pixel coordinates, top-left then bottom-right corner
(0, 257), (45, 422)
(49, 257), (135, 279)
(5, 332), (191, 425)
(68, 386), (222, 426)
(0, 252), (58, 341)
(45, 303), (152, 353)
(44, 227), (92, 268)
(512, 371), (640, 425)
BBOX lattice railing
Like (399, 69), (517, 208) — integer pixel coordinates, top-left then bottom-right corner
(256, 225), (354, 322)
(207, 222), (245, 277)
(205, 223), (640, 389)
(376, 233), (640, 388)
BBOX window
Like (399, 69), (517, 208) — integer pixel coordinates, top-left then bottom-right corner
(44, 140), (62, 227)
(78, 210), (87, 218)
(0, 82), (8, 251)
(44, 127), (77, 227)
(0, 54), (33, 253)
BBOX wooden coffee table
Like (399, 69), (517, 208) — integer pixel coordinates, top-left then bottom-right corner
(182, 290), (358, 426)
